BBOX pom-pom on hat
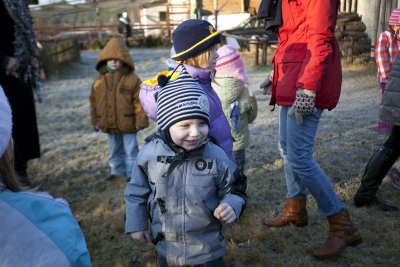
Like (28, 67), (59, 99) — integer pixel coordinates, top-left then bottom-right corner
(215, 45), (249, 82)
(389, 8), (400, 26)
(0, 87), (12, 157)
(156, 66), (210, 131)
(171, 19), (221, 61)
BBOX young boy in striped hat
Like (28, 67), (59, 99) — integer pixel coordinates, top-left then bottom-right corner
(125, 67), (247, 267)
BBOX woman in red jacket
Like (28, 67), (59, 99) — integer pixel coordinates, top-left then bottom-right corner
(261, 0), (362, 258)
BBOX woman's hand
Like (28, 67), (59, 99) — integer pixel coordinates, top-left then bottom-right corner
(30, 57), (39, 69)
(214, 203), (236, 224)
(130, 231), (152, 244)
(6, 57), (20, 73)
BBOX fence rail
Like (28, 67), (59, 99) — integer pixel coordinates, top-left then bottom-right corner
(222, 32), (278, 66)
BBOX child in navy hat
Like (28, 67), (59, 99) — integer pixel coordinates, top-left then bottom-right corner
(139, 19), (235, 163)
(125, 67), (247, 267)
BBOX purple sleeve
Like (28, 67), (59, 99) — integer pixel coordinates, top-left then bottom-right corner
(139, 83), (159, 122)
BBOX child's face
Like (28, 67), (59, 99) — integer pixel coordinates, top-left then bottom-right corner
(169, 119), (209, 151)
(199, 45), (219, 71)
(392, 25), (400, 31)
(107, 59), (123, 70)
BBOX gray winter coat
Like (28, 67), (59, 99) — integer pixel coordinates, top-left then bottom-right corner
(380, 53), (400, 126)
(124, 132), (247, 266)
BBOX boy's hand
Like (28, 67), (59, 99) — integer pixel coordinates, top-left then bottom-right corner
(130, 231), (152, 244)
(214, 203), (236, 224)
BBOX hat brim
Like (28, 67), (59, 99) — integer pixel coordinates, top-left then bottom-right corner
(171, 31), (222, 61)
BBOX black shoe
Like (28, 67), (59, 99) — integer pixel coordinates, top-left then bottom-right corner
(105, 174), (117, 181)
(355, 197), (398, 212)
(127, 177), (131, 182)
(354, 146), (400, 211)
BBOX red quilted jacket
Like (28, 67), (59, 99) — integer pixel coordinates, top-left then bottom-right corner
(270, 0), (342, 111)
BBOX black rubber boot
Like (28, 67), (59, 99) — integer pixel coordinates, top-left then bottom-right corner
(354, 146), (400, 211)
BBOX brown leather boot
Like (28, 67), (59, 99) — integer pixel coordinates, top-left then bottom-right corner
(313, 209), (362, 258)
(263, 198), (308, 227)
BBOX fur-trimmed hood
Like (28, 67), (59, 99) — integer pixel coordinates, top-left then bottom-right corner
(95, 38), (135, 72)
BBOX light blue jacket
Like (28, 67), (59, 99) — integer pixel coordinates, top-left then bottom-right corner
(0, 179), (91, 267)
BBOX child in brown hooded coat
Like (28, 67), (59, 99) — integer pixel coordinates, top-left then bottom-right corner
(89, 38), (148, 181)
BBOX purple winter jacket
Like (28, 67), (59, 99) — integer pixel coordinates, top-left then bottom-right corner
(184, 65), (234, 162)
(138, 65), (234, 162)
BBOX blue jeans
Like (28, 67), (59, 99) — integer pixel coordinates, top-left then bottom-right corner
(279, 106), (344, 217)
(107, 133), (139, 178)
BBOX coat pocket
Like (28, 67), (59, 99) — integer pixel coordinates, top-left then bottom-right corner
(117, 109), (136, 132)
(187, 159), (219, 212)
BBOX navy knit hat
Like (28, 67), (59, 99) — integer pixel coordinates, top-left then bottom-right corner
(156, 66), (210, 131)
(171, 19), (221, 61)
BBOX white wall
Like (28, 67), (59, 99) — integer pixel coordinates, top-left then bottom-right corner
(202, 13), (251, 31)
(357, 0), (377, 39)
(142, 6), (166, 36)
(357, 0), (399, 40)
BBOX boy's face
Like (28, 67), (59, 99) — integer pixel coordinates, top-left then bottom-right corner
(169, 119), (209, 151)
(199, 45), (219, 72)
(107, 59), (123, 70)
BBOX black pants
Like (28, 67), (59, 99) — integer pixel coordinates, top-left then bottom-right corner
(383, 126), (400, 151)
(158, 254), (225, 267)
(0, 73), (41, 166)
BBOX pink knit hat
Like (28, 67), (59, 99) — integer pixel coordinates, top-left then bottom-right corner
(389, 8), (400, 26)
(215, 45), (249, 82)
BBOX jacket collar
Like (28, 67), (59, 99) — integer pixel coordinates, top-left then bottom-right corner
(182, 64), (212, 80)
(156, 130), (208, 159)
(98, 63), (131, 75)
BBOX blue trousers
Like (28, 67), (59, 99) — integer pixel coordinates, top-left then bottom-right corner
(279, 106), (344, 216)
(107, 133), (139, 178)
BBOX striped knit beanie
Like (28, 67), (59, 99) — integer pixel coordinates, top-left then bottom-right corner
(156, 66), (210, 131)
(0, 86), (12, 157)
(215, 45), (249, 82)
(389, 8), (400, 26)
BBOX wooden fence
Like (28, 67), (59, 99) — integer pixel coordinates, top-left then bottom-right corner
(38, 39), (81, 79)
(222, 32), (278, 66)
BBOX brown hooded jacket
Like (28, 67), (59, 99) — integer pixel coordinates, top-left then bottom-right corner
(89, 38), (148, 133)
